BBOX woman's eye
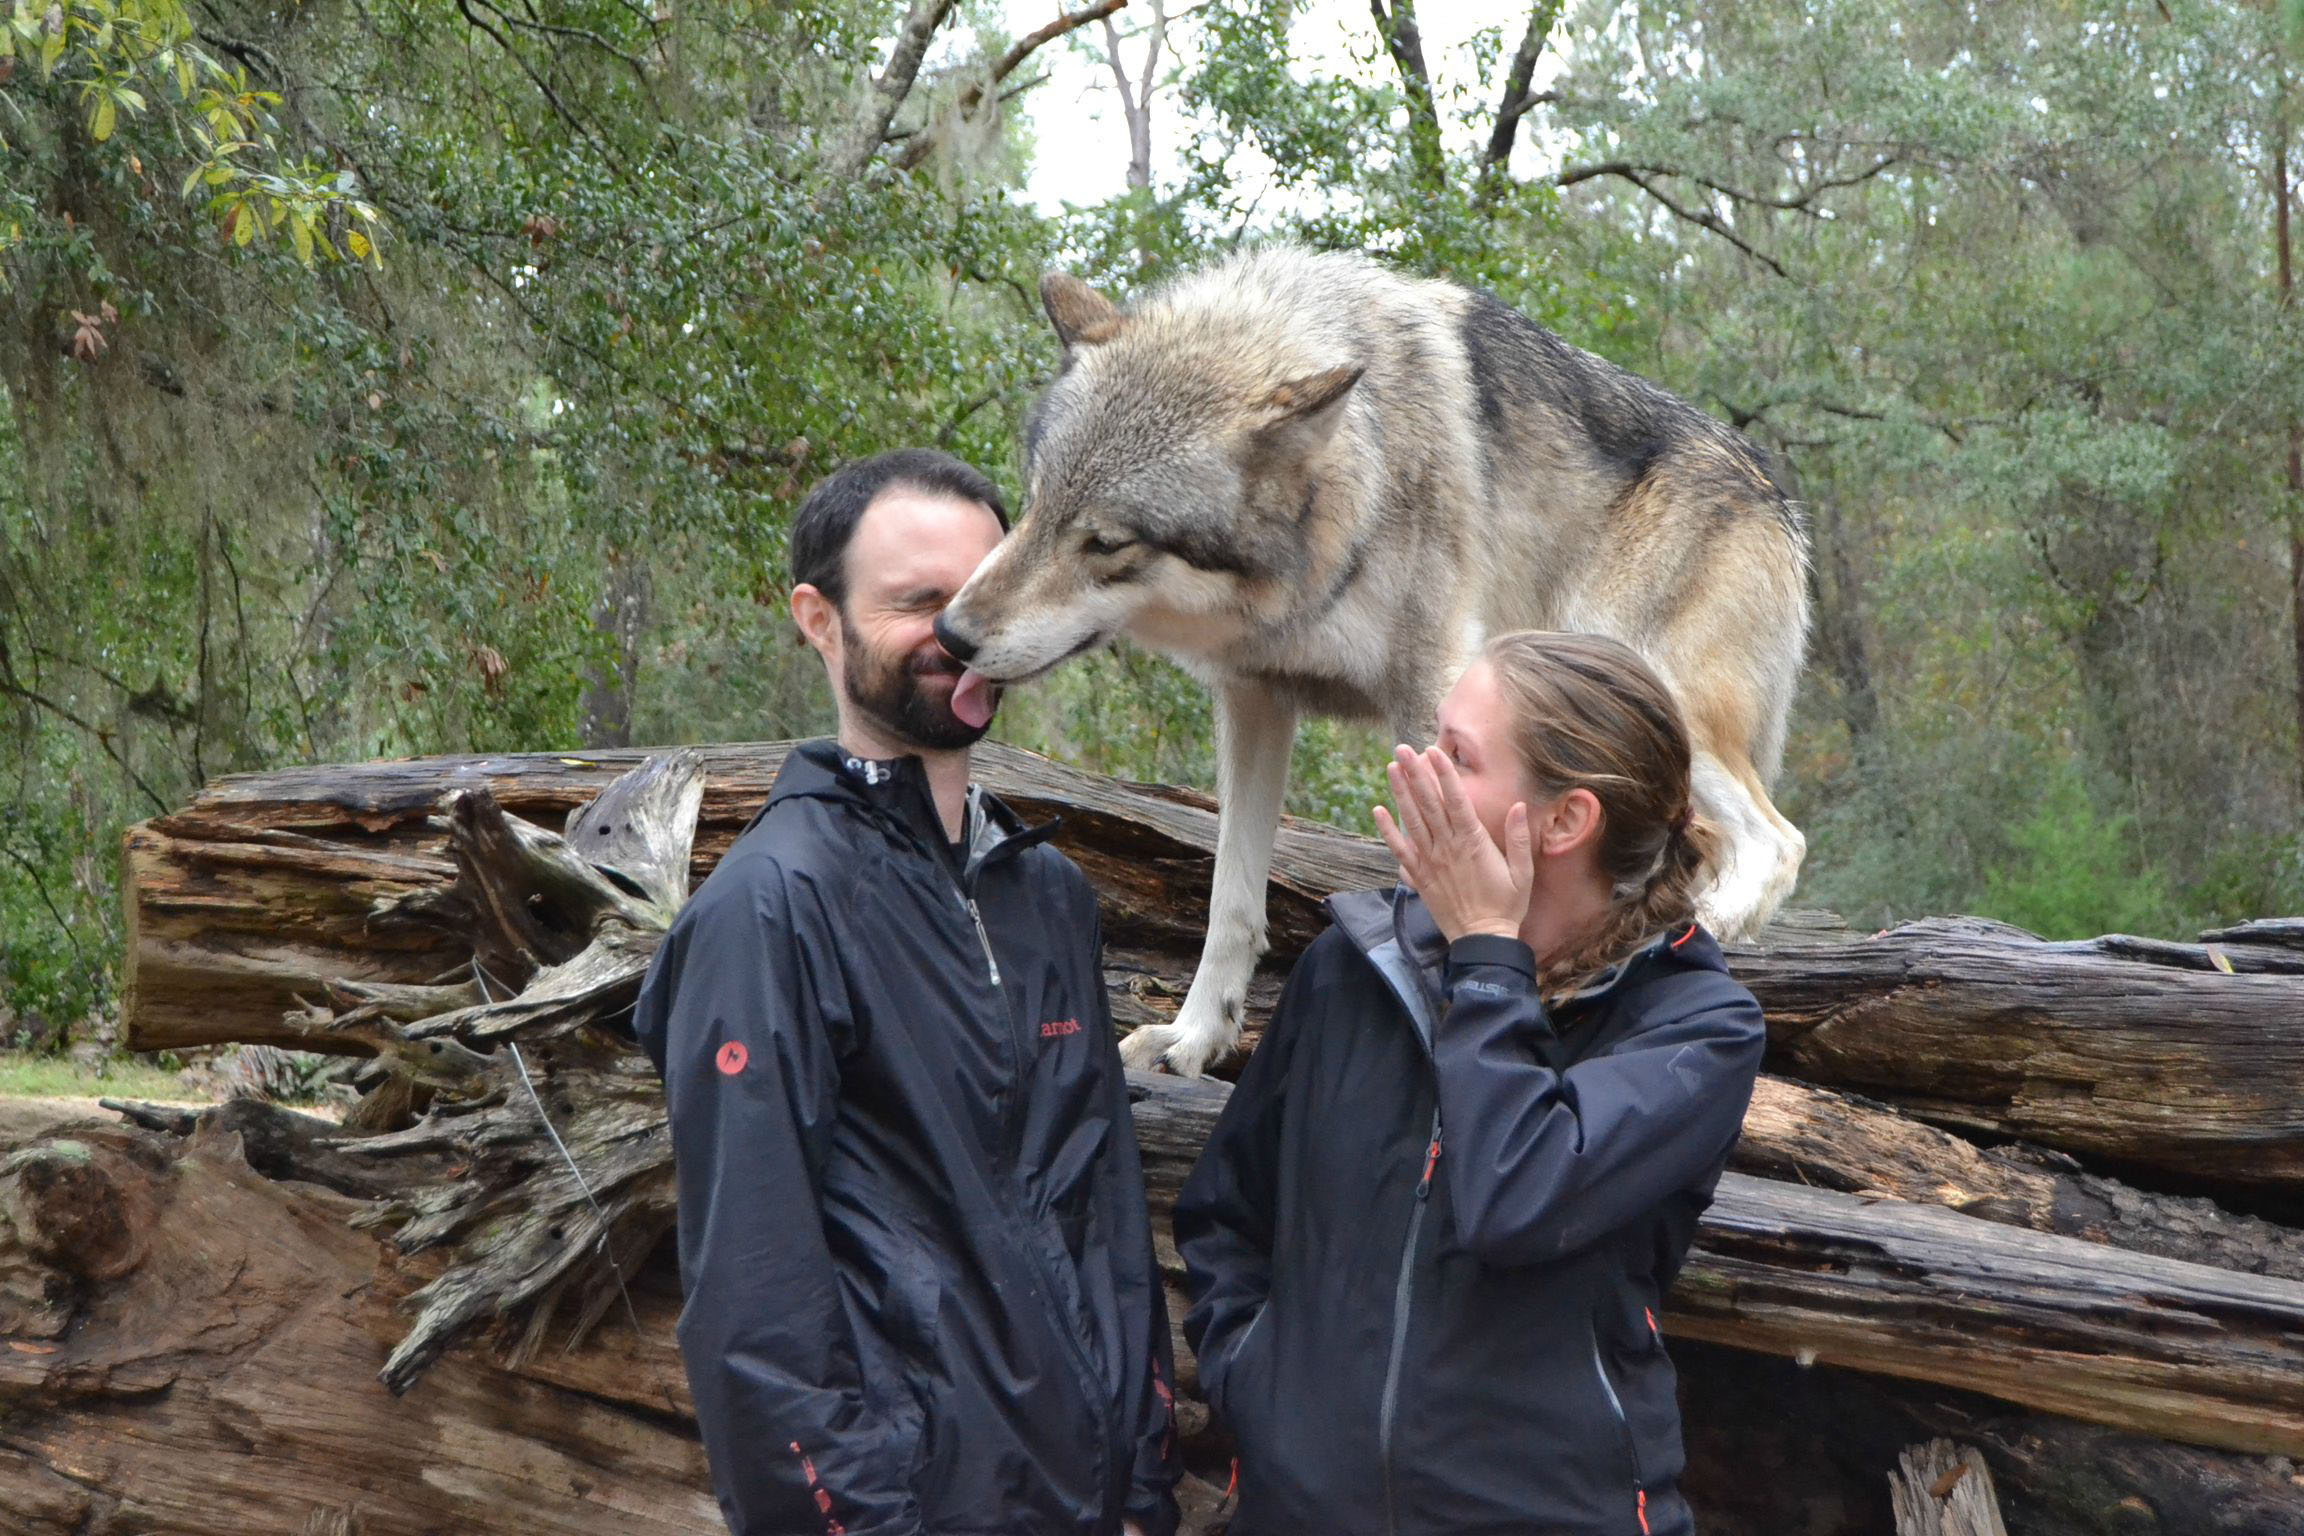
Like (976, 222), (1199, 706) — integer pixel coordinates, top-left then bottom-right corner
(1082, 530), (1136, 557)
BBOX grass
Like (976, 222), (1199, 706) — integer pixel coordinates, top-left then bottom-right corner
(0, 1051), (199, 1101)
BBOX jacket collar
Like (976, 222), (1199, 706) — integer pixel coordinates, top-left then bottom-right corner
(764, 738), (1038, 870)
(1325, 885), (1718, 1011)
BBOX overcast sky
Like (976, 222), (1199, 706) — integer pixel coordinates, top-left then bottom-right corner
(990, 1), (1558, 214)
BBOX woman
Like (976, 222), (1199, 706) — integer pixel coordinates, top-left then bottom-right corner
(1174, 631), (1766, 1536)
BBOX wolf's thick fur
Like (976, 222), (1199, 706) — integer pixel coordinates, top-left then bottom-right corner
(935, 247), (1809, 1076)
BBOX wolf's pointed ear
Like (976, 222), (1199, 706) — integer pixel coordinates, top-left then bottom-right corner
(1252, 365), (1363, 454)
(1261, 365), (1363, 422)
(1042, 273), (1126, 349)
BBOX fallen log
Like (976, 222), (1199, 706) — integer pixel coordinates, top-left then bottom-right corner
(1734, 916), (2304, 1190)
(12, 1108), (2299, 1536)
(119, 740), (1368, 1056)
(0, 1117), (712, 1536)
(122, 742), (2304, 1196)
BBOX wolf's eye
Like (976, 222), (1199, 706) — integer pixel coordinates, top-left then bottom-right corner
(1082, 530), (1137, 558)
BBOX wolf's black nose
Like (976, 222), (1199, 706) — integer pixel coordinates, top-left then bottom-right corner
(933, 614), (979, 663)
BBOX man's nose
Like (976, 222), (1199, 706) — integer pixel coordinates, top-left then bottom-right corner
(932, 613), (978, 663)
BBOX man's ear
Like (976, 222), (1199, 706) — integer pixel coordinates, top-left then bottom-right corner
(1539, 787), (1604, 858)
(790, 583), (840, 659)
(1042, 272), (1126, 349)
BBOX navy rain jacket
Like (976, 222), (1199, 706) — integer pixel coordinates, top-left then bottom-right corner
(1175, 888), (1764, 1536)
(634, 740), (1179, 1536)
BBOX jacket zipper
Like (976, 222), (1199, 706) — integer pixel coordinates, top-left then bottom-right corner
(1378, 1109), (1443, 1535)
(964, 894), (1001, 986)
(958, 849), (1112, 1485)
(1591, 1327), (1648, 1532)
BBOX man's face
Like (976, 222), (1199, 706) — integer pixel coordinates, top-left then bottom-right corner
(824, 488), (1007, 752)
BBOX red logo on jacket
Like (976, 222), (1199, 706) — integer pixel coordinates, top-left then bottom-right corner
(1040, 1017), (1081, 1039)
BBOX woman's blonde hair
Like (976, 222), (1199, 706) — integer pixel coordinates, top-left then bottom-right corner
(1481, 631), (1718, 997)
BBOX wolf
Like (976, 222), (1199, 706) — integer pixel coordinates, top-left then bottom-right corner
(934, 246), (1809, 1077)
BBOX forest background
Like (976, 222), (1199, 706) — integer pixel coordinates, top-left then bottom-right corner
(5, 0), (2304, 1044)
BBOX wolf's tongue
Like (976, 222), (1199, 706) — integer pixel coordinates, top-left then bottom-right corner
(950, 668), (995, 729)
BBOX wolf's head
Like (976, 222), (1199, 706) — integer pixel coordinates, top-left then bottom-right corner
(933, 268), (1361, 691)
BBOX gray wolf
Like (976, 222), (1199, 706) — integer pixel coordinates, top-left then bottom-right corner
(933, 246), (1809, 1077)
(635, 453), (1179, 1533)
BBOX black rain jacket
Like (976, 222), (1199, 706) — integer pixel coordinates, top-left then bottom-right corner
(1175, 888), (1765, 1536)
(634, 741), (1179, 1536)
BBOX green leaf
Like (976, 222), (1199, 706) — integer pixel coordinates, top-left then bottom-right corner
(39, 27), (63, 77)
(90, 93), (114, 142)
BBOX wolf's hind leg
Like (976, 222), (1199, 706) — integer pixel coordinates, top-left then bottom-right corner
(1688, 749), (1806, 940)
(1122, 683), (1298, 1078)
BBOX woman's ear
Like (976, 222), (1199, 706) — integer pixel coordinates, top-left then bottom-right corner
(1537, 787), (1604, 858)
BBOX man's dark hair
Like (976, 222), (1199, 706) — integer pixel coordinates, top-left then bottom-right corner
(787, 449), (1010, 608)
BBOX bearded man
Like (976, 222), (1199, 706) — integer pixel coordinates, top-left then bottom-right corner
(635, 450), (1178, 1536)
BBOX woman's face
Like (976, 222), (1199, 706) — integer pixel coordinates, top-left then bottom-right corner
(1432, 659), (1542, 850)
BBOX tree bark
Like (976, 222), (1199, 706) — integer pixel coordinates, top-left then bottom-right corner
(829, 0), (956, 178)
(1889, 1441), (2008, 1536)
(1369, 0), (1446, 192)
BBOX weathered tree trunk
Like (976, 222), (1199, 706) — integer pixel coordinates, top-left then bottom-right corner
(0, 1118), (714, 1536)
(120, 741), (2304, 1194)
(46, 742), (2304, 1530)
(1736, 916), (2304, 1190)
(12, 1107), (2301, 1536)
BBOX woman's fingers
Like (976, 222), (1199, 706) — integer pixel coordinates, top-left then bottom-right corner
(1385, 749), (1432, 847)
(1427, 748), (1482, 836)
(1372, 804), (1419, 883)
(1397, 745), (1452, 837)
(1503, 802), (1534, 889)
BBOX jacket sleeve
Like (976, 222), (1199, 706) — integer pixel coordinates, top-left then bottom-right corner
(1078, 891), (1182, 1536)
(1170, 948), (1313, 1418)
(633, 860), (921, 1536)
(1431, 933), (1766, 1267)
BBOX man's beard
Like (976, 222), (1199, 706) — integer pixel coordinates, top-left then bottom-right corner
(839, 615), (994, 752)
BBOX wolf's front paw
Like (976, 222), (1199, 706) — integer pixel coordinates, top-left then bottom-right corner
(1119, 1022), (1185, 1073)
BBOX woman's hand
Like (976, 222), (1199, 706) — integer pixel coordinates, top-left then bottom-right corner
(1373, 744), (1533, 943)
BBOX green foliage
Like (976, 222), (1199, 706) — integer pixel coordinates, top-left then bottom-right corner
(5, 0), (2304, 1035)
(1977, 763), (2183, 941)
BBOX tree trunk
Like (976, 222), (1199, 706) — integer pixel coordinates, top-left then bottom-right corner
(46, 745), (2304, 1529)
(124, 742), (2304, 1193)
(0, 1118), (714, 1536)
(11, 1106), (2301, 1535)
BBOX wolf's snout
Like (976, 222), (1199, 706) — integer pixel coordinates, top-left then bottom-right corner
(932, 614), (979, 664)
